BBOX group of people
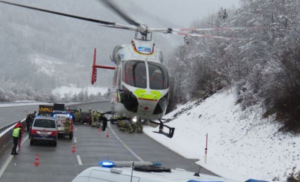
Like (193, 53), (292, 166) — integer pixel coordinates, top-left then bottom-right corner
(85, 108), (108, 131)
(11, 111), (36, 155)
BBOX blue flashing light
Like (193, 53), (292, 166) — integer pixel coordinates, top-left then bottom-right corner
(246, 179), (269, 182)
(187, 180), (225, 182)
(98, 160), (115, 168)
(152, 162), (162, 167)
(53, 114), (57, 118)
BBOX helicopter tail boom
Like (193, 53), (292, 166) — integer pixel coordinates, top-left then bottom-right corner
(91, 48), (115, 85)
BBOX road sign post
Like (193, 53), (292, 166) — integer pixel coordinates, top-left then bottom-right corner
(205, 133), (208, 164)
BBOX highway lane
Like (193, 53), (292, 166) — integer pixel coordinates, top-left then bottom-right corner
(0, 102), (215, 182)
(0, 102), (105, 128)
(0, 105), (39, 128)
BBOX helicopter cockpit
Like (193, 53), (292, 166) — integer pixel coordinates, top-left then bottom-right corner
(122, 61), (169, 90)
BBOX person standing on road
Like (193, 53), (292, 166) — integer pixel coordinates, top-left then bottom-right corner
(74, 110), (80, 125)
(11, 126), (22, 155)
(25, 114), (33, 132)
(13, 121), (24, 148)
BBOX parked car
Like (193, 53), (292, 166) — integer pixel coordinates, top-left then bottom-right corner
(80, 112), (92, 125)
(30, 116), (58, 146)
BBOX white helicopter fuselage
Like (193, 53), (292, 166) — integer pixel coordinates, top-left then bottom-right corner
(110, 38), (169, 120)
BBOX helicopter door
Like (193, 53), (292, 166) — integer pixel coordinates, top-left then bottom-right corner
(113, 67), (118, 88)
(117, 66), (122, 88)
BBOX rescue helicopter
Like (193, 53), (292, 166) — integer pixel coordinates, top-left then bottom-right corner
(0, 0), (252, 138)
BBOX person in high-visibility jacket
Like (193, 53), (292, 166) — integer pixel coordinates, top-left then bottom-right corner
(74, 110), (81, 125)
(11, 126), (22, 155)
(91, 111), (95, 126)
(13, 121), (24, 148)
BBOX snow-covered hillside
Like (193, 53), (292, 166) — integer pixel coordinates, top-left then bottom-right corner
(52, 85), (108, 99)
(144, 88), (300, 181)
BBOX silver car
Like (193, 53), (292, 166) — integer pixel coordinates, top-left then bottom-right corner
(30, 116), (58, 146)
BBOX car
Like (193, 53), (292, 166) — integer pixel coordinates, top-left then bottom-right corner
(80, 112), (92, 125)
(54, 113), (74, 139)
(30, 116), (58, 146)
(66, 106), (78, 114)
(72, 161), (243, 182)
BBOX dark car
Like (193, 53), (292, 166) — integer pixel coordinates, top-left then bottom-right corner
(80, 112), (91, 125)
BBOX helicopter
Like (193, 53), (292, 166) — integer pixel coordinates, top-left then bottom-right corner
(0, 0), (252, 138)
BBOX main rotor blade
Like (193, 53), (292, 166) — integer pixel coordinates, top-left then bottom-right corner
(0, 0), (114, 25)
(173, 31), (247, 41)
(99, 0), (140, 27)
(148, 26), (264, 33)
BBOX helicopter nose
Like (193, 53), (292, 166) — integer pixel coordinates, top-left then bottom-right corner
(134, 89), (162, 102)
(138, 99), (157, 113)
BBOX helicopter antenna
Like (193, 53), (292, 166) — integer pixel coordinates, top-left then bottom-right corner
(130, 161), (134, 182)
(194, 165), (201, 177)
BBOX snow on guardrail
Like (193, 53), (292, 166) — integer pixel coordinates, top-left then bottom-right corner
(0, 102), (51, 108)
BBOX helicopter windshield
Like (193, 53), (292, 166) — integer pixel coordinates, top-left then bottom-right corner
(123, 61), (147, 88)
(148, 63), (169, 90)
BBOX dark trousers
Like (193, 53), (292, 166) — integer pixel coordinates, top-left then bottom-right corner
(27, 125), (30, 132)
(11, 137), (19, 154)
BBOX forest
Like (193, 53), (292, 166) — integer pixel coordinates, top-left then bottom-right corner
(166, 0), (300, 133)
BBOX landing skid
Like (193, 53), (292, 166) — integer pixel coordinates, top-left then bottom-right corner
(102, 111), (175, 138)
(149, 119), (175, 138)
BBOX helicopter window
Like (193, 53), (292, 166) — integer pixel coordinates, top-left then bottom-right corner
(123, 61), (147, 89)
(148, 63), (169, 90)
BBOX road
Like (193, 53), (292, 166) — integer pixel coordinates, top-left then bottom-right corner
(0, 105), (39, 128)
(0, 102), (215, 182)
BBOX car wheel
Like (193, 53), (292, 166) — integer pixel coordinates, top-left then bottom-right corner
(53, 141), (57, 147)
(30, 139), (34, 146)
(69, 132), (73, 140)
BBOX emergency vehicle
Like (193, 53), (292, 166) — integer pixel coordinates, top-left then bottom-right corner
(53, 112), (74, 140)
(71, 161), (255, 182)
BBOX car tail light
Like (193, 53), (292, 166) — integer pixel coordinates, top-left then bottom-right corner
(50, 131), (58, 136)
(31, 129), (38, 135)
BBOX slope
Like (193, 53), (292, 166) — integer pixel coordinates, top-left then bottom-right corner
(144, 88), (300, 181)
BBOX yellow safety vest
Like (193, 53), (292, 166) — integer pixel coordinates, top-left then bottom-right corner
(12, 128), (20, 137)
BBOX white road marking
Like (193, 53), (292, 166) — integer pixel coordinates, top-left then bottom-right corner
(108, 123), (144, 162)
(0, 135), (29, 179)
(76, 155), (82, 165)
(73, 137), (77, 143)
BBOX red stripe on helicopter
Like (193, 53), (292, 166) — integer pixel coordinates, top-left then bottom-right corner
(180, 28), (195, 31)
(131, 40), (155, 55)
(178, 32), (188, 36)
(138, 98), (158, 101)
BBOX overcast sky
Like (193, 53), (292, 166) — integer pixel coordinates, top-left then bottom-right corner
(128, 0), (240, 27)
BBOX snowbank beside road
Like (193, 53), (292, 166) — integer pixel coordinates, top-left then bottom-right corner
(52, 85), (108, 99)
(144, 88), (300, 181)
(0, 102), (49, 108)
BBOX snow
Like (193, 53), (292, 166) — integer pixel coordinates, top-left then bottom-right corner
(30, 54), (64, 76)
(52, 85), (108, 98)
(0, 102), (49, 108)
(144, 88), (300, 182)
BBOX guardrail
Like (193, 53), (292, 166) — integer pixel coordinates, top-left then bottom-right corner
(0, 119), (26, 161)
(0, 122), (18, 135)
